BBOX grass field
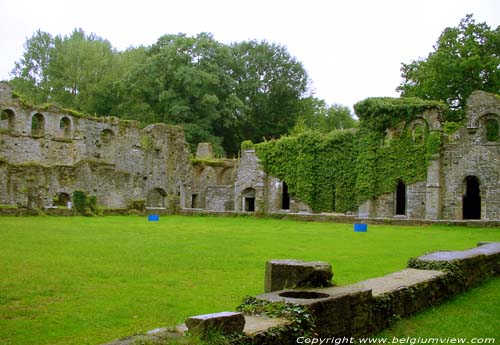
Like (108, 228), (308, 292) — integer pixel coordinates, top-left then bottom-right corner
(0, 215), (499, 345)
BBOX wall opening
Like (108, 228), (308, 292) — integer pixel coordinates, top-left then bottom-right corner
(31, 113), (45, 137)
(101, 129), (115, 144)
(59, 117), (71, 139)
(54, 192), (71, 207)
(191, 194), (198, 208)
(242, 188), (256, 212)
(281, 181), (290, 210)
(463, 176), (481, 220)
(485, 118), (499, 142)
(395, 180), (406, 215)
(147, 188), (167, 208)
(1, 109), (15, 131)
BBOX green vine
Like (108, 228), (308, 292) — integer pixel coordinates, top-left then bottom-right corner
(255, 97), (447, 212)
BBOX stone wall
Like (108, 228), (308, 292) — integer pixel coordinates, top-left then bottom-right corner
(359, 92), (500, 221)
(0, 81), (192, 209)
(441, 91), (500, 220)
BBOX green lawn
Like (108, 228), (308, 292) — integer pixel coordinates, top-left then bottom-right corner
(0, 215), (499, 345)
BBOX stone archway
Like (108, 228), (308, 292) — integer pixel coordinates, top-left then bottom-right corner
(463, 176), (481, 220)
(242, 188), (256, 212)
(54, 192), (71, 207)
(147, 188), (167, 208)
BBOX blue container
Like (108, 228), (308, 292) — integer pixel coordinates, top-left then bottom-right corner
(354, 223), (367, 232)
(148, 214), (160, 221)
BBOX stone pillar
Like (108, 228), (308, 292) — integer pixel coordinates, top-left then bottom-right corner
(195, 143), (214, 159)
(357, 199), (375, 218)
(425, 154), (442, 220)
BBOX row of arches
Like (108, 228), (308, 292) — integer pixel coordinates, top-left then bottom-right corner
(395, 176), (481, 220)
(1, 108), (118, 144)
(50, 188), (168, 208)
(1, 108), (73, 139)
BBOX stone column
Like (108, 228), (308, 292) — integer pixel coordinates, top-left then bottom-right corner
(425, 154), (442, 220)
(358, 199), (375, 218)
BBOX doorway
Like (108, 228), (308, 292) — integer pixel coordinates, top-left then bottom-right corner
(395, 180), (406, 215)
(281, 182), (290, 210)
(463, 176), (481, 219)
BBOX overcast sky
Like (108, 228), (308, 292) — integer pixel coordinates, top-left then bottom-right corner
(0, 0), (498, 108)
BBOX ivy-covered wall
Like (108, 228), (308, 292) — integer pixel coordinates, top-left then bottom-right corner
(256, 97), (447, 213)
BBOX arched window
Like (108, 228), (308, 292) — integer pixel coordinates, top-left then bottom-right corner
(412, 125), (424, 144)
(53, 192), (71, 207)
(59, 117), (71, 139)
(100, 129), (114, 144)
(0, 109), (15, 131)
(485, 118), (499, 142)
(31, 113), (45, 137)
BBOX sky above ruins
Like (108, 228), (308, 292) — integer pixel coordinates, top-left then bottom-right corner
(0, 0), (498, 110)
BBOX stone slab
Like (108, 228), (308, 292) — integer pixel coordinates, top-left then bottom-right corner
(265, 259), (333, 292)
(418, 242), (500, 262)
(243, 315), (291, 336)
(185, 311), (245, 336)
(344, 268), (445, 296)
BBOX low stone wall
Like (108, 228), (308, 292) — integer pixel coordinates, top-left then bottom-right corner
(103, 242), (500, 344)
(256, 242), (500, 339)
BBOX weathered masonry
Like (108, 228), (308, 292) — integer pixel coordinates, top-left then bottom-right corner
(0, 82), (192, 210)
(358, 91), (500, 221)
(2, 80), (500, 221)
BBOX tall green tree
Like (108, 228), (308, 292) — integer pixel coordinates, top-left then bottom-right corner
(398, 14), (500, 121)
(292, 98), (357, 135)
(10, 29), (53, 104)
(119, 33), (240, 153)
(229, 40), (310, 145)
(48, 28), (115, 112)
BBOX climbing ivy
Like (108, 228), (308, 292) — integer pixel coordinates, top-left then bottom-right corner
(255, 97), (447, 212)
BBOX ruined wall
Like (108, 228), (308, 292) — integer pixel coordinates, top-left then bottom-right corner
(233, 150), (283, 213)
(0, 81), (192, 209)
(441, 91), (500, 220)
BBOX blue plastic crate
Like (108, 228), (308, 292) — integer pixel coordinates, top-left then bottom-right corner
(148, 214), (160, 221)
(354, 223), (367, 232)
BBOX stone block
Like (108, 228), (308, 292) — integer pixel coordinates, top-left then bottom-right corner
(264, 259), (333, 293)
(185, 311), (245, 337)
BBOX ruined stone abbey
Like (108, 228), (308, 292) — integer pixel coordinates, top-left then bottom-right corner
(1, 80), (500, 221)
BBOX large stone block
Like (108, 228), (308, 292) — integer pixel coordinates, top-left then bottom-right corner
(264, 259), (333, 293)
(185, 311), (245, 337)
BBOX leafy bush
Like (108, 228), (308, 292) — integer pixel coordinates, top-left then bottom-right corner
(72, 190), (87, 213)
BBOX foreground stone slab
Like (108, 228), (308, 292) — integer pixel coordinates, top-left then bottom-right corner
(409, 242), (500, 290)
(265, 259), (333, 292)
(185, 311), (245, 337)
(243, 315), (291, 336)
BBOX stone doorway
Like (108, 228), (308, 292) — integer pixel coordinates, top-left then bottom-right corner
(281, 182), (290, 210)
(395, 180), (406, 215)
(54, 192), (71, 207)
(463, 176), (481, 219)
(191, 194), (198, 208)
(147, 188), (167, 208)
(242, 188), (255, 212)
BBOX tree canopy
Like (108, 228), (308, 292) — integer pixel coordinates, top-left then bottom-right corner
(9, 29), (313, 154)
(398, 14), (500, 121)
